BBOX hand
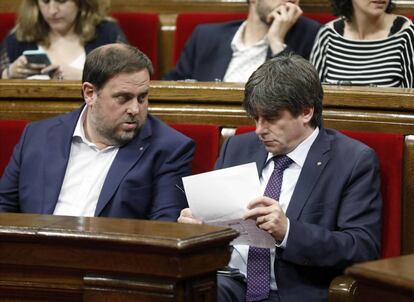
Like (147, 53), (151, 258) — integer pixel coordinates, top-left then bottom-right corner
(5, 55), (48, 79)
(177, 208), (203, 224)
(266, 2), (303, 55)
(243, 196), (288, 241)
(42, 64), (62, 79)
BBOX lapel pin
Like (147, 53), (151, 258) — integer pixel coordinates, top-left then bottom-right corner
(317, 161), (322, 166)
(139, 147), (144, 151)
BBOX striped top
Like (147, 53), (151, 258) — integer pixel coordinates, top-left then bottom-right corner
(310, 16), (414, 88)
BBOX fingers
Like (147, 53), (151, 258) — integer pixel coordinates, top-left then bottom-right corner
(255, 212), (288, 241)
(177, 208), (203, 224)
(247, 196), (276, 210)
(268, 2), (303, 30)
(43, 65), (62, 79)
(243, 196), (277, 220)
(8, 55), (45, 79)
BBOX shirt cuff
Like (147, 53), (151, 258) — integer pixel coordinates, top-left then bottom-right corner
(275, 218), (290, 248)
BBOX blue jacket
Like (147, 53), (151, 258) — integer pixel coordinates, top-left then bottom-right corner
(0, 107), (194, 221)
(215, 128), (381, 301)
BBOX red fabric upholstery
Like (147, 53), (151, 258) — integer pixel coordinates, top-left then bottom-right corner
(0, 12), (16, 41)
(111, 12), (159, 79)
(303, 12), (336, 24)
(0, 120), (27, 176)
(173, 12), (247, 64)
(235, 126), (403, 258)
(341, 130), (403, 258)
(170, 124), (220, 174)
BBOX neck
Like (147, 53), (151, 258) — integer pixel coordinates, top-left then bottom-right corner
(348, 12), (388, 39)
(49, 24), (77, 40)
(83, 110), (111, 150)
(243, 6), (268, 46)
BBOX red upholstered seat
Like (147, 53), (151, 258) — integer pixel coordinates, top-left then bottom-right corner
(0, 12), (16, 41)
(173, 12), (247, 64)
(170, 124), (220, 175)
(302, 12), (336, 24)
(341, 130), (403, 258)
(0, 120), (27, 177)
(235, 126), (403, 258)
(111, 12), (159, 79)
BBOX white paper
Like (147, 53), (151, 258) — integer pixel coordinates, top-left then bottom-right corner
(182, 163), (275, 248)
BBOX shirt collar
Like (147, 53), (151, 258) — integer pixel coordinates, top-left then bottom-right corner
(73, 105), (88, 142)
(266, 127), (320, 168)
(230, 21), (268, 52)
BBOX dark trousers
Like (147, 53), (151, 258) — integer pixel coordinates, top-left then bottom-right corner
(218, 275), (281, 302)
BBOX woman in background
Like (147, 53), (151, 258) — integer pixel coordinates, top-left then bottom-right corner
(0, 0), (127, 80)
(310, 0), (413, 88)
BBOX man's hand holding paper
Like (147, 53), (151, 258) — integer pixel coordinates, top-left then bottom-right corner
(181, 163), (275, 248)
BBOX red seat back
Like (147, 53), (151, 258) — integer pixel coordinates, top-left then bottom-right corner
(170, 124), (220, 174)
(341, 130), (403, 258)
(173, 12), (247, 64)
(111, 12), (159, 79)
(235, 126), (403, 258)
(0, 120), (27, 177)
(0, 12), (16, 41)
(302, 12), (336, 24)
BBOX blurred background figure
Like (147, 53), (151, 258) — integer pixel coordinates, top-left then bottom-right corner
(0, 0), (127, 80)
(310, 0), (414, 88)
(164, 0), (320, 82)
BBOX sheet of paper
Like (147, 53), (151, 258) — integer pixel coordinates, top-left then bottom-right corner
(213, 219), (275, 248)
(182, 162), (275, 248)
(183, 162), (260, 221)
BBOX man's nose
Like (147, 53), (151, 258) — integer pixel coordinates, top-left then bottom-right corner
(255, 118), (267, 135)
(127, 100), (140, 115)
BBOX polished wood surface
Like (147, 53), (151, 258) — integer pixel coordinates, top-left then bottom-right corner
(0, 213), (238, 301)
(1, 80), (414, 132)
(1, 80), (414, 257)
(330, 254), (414, 302)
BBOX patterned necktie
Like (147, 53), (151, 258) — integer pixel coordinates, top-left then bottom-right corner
(246, 155), (293, 302)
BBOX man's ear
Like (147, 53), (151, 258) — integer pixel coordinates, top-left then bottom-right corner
(82, 82), (97, 106)
(302, 107), (314, 124)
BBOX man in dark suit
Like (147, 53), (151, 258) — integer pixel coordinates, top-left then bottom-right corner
(0, 43), (194, 221)
(164, 0), (321, 82)
(178, 54), (381, 301)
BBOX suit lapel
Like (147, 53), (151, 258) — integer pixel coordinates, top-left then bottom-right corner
(215, 22), (240, 80)
(94, 116), (152, 216)
(286, 129), (331, 220)
(42, 108), (82, 214)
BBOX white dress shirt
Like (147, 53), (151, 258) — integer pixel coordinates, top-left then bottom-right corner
(223, 21), (268, 83)
(53, 107), (119, 217)
(228, 128), (320, 290)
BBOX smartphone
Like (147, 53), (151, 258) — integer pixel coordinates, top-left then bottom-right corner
(23, 50), (51, 65)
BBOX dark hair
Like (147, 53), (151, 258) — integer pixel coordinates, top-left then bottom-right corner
(82, 43), (153, 91)
(330, 0), (395, 21)
(243, 54), (323, 128)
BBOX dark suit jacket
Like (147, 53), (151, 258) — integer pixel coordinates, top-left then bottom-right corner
(215, 128), (381, 302)
(0, 107), (194, 221)
(164, 17), (321, 81)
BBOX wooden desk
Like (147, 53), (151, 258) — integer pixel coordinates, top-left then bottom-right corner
(330, 254), (414, 302)
(0, 213), (238, 301)
(1, 80), (414, 256)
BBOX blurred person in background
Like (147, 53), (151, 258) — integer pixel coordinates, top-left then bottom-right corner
(310, 0), (414, 87)
(164, 0), (321, 82)
(0, 0), (127, 80)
